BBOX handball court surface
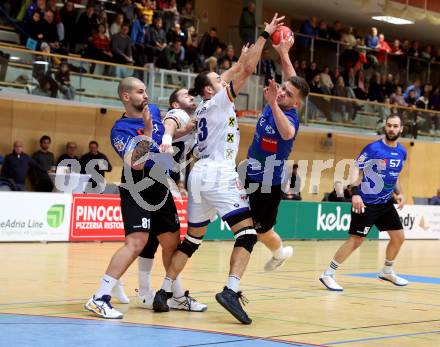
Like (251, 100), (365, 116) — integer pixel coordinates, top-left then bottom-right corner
(0, 240), (439, 346)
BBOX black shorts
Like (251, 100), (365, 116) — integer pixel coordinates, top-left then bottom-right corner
(119, 182), (180, 236)
(349, 200), (403, 237)
(245, 175), (283, 233)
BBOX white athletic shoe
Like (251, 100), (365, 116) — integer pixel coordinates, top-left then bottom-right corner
(84, 295), (123, 319)
(378, 271), (409, 286)
(264, 246), (294, 271)
(135, 288), (155, 309)
(168, 291), (208, 312)
(319, 273), (344, 291)
(111, 281), (130, 304)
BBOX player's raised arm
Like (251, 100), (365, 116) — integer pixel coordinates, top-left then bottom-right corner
(228, 13), (285, 93)
(273, 32), (296, 79)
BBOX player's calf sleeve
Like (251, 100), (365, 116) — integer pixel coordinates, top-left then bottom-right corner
(177, 233), (203, 258)
(234, 227), (257, 253)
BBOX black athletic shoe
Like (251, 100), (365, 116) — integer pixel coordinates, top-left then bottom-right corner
(153, 289), (172, 312)
(215, 286), (252, 325)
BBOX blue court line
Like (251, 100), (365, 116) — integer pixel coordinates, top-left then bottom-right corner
(0, 314), (322, 347)
(344, 273), (440, 285)
(325, 329), (440, 345)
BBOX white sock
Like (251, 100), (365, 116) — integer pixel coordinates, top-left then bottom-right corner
(138, 257), (154, 295)
(272, 244), (285, 259)
(95, 274), (118, 299)
(161, 277), (173, 292)
(172, 275), (185, 298)
(227, 275), (240, 293)
(324, 259), (340, 276)
(382, 259), (394, 274)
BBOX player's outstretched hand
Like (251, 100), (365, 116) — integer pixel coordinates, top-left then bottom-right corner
(352, 195), (366, 214)
(264, 13), (285, 35)
(238, 43), (253, 63)
(395, 194), (405, 210)
(263, 79), (279, 105)
(273, 31), (294, 55)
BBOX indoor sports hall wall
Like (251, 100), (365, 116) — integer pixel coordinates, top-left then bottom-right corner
(0, 97), (438, 201)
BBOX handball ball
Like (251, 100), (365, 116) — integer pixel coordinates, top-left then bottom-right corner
(271, 26), (293, 45)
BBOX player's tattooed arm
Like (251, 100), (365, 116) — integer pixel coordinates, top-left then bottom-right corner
(131, 106), (153, 170)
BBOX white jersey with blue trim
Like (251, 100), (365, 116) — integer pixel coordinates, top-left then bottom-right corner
(194, 83), (239, 167)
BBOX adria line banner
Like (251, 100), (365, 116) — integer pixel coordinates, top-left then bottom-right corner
(69, 194), (188, 241)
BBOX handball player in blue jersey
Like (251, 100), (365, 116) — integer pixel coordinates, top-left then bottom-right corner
(85, 77), (205, 319)
(245, 34), (309, 271)
(320, 114), (408, 291)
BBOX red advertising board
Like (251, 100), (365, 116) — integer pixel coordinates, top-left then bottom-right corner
(70, 194), (188, 241)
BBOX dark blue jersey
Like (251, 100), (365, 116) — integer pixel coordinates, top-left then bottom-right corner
(356, 139), (407, 204)
(247, 104), (299, 185)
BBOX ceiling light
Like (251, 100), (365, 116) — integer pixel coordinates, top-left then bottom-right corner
(372, 16), (414, 25)
(10, 56), (20, 61)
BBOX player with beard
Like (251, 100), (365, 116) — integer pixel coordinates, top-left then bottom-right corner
(319, 114), (408, 292)
(85, 77), (205, 319)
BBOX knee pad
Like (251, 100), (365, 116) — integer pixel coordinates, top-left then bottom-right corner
(139, 233), (160, 259)
(177, 233), (203, 258)
(233, 227), (257, 253)
(223, 209), (252, 229)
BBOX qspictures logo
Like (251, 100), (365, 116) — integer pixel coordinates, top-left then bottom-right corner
(47, 205), (65, 228)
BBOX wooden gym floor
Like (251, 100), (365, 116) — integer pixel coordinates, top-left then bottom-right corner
(0, 240), (439, 346)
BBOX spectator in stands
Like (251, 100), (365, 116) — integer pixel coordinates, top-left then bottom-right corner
(405, 90), (417, 106)
(23, 0), (46, 24)
(390, 86), (407, 107)
(340, 26), (356, 48)
(366, 27), (379, 49)
(80, 141), (112, 189)
(376, 33), (391, 64)
(284, 164), (301, 201)
(238, 1), (256, 45)
(298, 16), (317, 47)
(1, 140), (43, 191)
(331, 67), (341, 85)
(110, 13), (124, 36)
(24, 11), (44, 46)
(157, 40), (184, 71)
(57, 142), (79, 167)
(416, 91), (430, 111)
(130, 14), (150, 66)
(90, 23), (113, 63)
(421, 45), (432, 61)
(297, 60), (308, 80)
(41, 10), (61, 52)
(219, 45), (238, 67)
(167, 22), (186, 45)
(60, 0), (78, 52)
(309, 73), (324, 94)
(184, 25), (202, 72)
(162, 0), (180, 31)
(381, 73), (395, 97)
(343, 67), (356, 90)
(135, 0), (155, 25)
(430, 188), (440, 205)
(55, 61), (75, 100)
(306, 61), (319, 83)
(96, 10), (110, 38)
(111, 23), (133, 65)
(332, 76), (355, 121)
(317, 20), (329, 40)
(328, 20), (342, 41)
(199, 27), (222, 60)
(404, 79), (421, 100)
(391, 39), (404, 55)
(31, 135), (55, 192)
(75, 4), (96, 52)
(146, 16), (167, 63)
(259, 48), (276, 86)
(354, 70), (368, 100)
(368, 73), (384, 102)
(180, 1), (195, 30)
(408, 40), (421, 58)
(319, 66), (333, 94)
(119, 0), (136, 24)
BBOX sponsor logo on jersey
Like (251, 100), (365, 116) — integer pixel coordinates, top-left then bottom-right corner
(225, 149), (234, 160)
(261, 137), (278, 153)
(259, 117), (266, 126)
(113, 136), (126, 152)
(228, 117), (235, 127)
(357, 153), (367, 163)
(226, 133), (235, 143)
(265, 125), (275, 135)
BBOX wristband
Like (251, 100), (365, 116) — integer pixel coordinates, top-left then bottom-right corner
(162, 134), (172, 145)
(351, 186), (360, 195)
(260, 31), (270, 39)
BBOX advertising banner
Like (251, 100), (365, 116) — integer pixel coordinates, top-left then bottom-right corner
(379, 205), (440, 239)
(0, 192), (71, 241)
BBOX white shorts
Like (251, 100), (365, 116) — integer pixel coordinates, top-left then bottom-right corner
(187, 161), (250, 227)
